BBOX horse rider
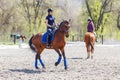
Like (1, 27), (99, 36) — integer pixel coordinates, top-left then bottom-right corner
(45, 8), (57, 47)
(87, 18), (95, 33)
(87, 18), (97, 41)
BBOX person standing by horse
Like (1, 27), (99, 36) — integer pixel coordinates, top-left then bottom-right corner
(45, 8), (57, 47)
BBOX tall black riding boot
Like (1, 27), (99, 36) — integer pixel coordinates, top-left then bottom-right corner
(47, 34), (50, 47)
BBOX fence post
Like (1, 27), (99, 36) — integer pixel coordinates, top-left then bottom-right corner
(72, 35), (74, 41)
(14, 35), (16, 44)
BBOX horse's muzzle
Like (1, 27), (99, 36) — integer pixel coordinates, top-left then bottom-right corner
(65, 30), (69, 38)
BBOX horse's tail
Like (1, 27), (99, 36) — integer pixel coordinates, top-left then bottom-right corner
(29, 35), (36, 52)
(89, 35), (94, 49)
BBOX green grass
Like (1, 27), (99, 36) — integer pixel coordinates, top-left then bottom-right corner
(0, 41), (18, 45)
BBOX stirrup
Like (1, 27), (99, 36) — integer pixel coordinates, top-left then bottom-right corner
(46, 44), (49, 47)
(46, 44), (51, 48)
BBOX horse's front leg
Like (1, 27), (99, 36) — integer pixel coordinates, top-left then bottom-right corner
(61, 48), (67, 70)
(55, 49), (62, 66)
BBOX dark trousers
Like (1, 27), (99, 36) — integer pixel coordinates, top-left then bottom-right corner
(46, 27), (54, 46)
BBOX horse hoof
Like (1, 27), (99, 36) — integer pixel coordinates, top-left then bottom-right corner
(43, 66), (46, 69)
(65, 67), (67, 70)
(35, 67), (39, 69)
(86, 57), (90, 59)
(55, 62), (59, 66)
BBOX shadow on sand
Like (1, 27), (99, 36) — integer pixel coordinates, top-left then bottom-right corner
(9, 68), (45, 74)
(68, 57), (83, 60)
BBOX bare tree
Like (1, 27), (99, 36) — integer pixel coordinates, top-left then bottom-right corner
(117, 10), (120, 29)
(20, 0), (49, 33)
(85, 0), (112, 31)
(0, 0), (15, 32)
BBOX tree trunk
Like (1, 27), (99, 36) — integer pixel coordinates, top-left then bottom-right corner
(85, 0), (112, 31)
(117, 11), (120, 29)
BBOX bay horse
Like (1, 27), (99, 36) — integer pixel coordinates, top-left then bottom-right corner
(10, 34), (26, 44)
(84, 32), (95, 59)
(29, 20), (70, 70)
(20, 35), (26, 42)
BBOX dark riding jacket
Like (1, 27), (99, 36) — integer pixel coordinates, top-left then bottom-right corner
(46, 15), (55, 30)
(87, 21), (94, 32)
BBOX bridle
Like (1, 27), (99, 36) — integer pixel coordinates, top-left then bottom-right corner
(58, 22), (70, 34)
(64, 25), (70, 34)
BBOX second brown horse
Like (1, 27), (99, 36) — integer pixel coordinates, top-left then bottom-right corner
(29, 20), (70, 70)
(84, 32), (95, 59)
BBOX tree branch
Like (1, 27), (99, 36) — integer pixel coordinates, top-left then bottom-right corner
(85, 0), (96, 30)
(85, 0), (92, 20)
(96, 0), (112, 30)
(104, 2), (112, 13)
(117, 10), (120, 29)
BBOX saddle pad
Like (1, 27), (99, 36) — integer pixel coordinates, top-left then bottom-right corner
(41, 31), (55, 44)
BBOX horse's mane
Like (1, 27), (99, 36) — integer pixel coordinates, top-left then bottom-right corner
(59, 21), (64, 28)
(59, 20), (68, 28)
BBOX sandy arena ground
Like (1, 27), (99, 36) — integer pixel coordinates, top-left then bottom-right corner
(0, 42), (120, 80)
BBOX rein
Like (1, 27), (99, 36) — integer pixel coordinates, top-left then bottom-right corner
(58, 24), (69, 33)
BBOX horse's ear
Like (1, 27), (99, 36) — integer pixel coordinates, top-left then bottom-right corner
(69, 19), (71, 22)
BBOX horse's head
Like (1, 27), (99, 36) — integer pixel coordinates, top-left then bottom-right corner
(59, 20), (70, 37)
(20, 35), (26, 42)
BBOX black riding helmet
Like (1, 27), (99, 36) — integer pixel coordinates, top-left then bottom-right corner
(48, 8), (53, 13)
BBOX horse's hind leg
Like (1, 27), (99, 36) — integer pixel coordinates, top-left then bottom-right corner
(55, 49), (62, 66)
(91, 44), (94, 59)
(38, 49), (45, 68)
(35, 48), (45, 69)
(35, 53), (39, 69)
(39, 55), (45, 68)
(86, 45), (90, 59)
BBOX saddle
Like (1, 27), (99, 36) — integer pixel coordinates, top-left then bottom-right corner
(41, 29), (56, 44)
